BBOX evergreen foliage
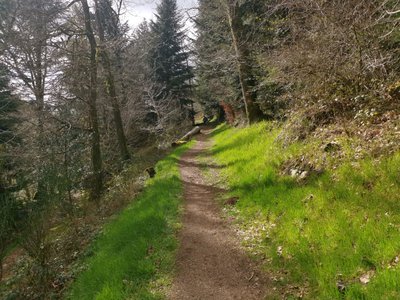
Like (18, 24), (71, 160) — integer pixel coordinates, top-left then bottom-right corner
(96, 0), (120, 39)
(195, 0), (235, 115)
(0, 65), (19, 145)
(149, 0), (193, 106)
(0, 64), (19, 281)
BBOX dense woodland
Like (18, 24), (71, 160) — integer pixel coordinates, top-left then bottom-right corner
(0, 0), (400, 298)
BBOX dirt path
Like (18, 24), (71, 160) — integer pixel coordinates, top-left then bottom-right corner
(169, 131), (271, 300)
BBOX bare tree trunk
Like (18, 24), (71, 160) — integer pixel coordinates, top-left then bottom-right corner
(94, 0), (130, 162)
(116, 50), (129, 106)
(33, 19), (47, 202)
(0, 257), (3, 281)
(223, 0), (264, 124)
(81, 0), (103, 202)
(99, 49), (131, 161)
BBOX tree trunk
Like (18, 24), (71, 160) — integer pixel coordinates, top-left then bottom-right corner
(180, 126), (201, 141)
(190, 102), (195, 126)
(116, 50), (129, 106)
(34, 88), (47, 202)
(94, 0), (130, 162)
(99, 49), (131, 161)
(33, 36), (47, 202)
(0, 258), (3, 281)
(81, 0), (103, 202)
(224, 0), (264, 124)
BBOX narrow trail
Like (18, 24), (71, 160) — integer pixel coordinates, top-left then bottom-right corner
(169, 130), (271, 300)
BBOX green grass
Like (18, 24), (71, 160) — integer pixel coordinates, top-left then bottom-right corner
(68, 143), (191, 300)
(211, 122), (400, 299)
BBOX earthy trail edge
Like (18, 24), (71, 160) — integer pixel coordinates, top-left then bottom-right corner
(169, 130), (271, 300)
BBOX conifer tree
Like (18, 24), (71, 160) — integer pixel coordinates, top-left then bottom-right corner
(0, 65), (19, 144)
(149, 0), (193, 112)
(0, 64), (19, 281)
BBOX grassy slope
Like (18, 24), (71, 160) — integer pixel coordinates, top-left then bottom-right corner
(68, 143), (191, 300)
(212, 123), (400, 299)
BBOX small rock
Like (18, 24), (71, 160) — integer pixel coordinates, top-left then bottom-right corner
(389, 256), (400, 268)
(277, 246), (283, 256)
(298, 171), (309, 180)
(304, 194), (314, 202)
(359, 270), (375, 284)
(290, 169), (299, 177)
(360, 273), (370, 284)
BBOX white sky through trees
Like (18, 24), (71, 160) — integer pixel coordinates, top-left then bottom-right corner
(123, 0), (198, 28)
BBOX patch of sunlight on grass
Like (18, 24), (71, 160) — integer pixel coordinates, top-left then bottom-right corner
(68, 142), (193, 300)
(211, 122), (400, 299)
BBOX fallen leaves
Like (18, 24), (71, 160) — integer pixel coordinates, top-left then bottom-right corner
(234, 217), (277, 256)
(224, 197), (239, 206)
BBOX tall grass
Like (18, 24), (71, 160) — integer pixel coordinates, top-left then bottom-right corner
(68, 144), (191, 300)
(212, 123), (400, 299)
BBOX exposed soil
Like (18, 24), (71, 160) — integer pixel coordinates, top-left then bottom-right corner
(169, 130), (273, 300)
(1, 248), (24, 282)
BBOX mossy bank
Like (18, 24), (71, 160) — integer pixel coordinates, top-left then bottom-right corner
(211, 123), (400, 299)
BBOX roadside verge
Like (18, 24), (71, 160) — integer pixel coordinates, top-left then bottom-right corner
(68, 143), (192, 300)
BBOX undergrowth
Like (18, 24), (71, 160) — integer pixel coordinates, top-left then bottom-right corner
(68, 143), (191, 300)
(212, 122), (400, 299)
